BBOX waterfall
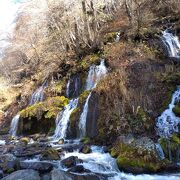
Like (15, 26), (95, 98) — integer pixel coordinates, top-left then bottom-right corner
(86, 59), (107, 90)
(78, 93), (92, 137)
(156, 87), (180, 138)
(155, 143), (165, 160)
(30, 80), (48, 105)
(78, 59), (107, 137)
(54, 98), (79, 139)
(161, 30), (180, 58)
(66, 80), (70, 98)
(9, 114), (20, 137)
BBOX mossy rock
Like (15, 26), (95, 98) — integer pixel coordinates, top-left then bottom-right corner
(18, 96), (69, 135)
(163, 71), (180, 85)
(159, 134), (180, 162)
(104, 32), (117, 43)
(172, 103), (180, 117)
(110, 140), (173, 174)
(68, 107), (81, 138)
(20, 137), (30, 145)
(79, 91), (90, 106)
(81, 137), (91, 144)
(41, 148), (60, 161)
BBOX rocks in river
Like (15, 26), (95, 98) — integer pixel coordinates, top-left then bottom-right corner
(2, 169), (40, 180)
(20, 137), (30, 145)
(79, 145), (92, 154)
(0, 170), (3, 179)
(67, 165), (91, 173)
(0, 154), (17, 172)
(40, 148), (60, 161)
(61, 156), (83, 168)
(20, 161), (53, 172)
(58, 138), (64, 145)
(51, 169), (100, 180)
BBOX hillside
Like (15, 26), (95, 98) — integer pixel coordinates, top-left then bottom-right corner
(0, 0), (180, 179)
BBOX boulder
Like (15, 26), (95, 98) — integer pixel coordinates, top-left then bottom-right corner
(61, 156), (82, 168)
(2, 169), (40, 180)
(79, 145), (92, 154)
(40, 148), (60, 161)
(20, 161), (53, 172)
(67, 165), (91, 173)
(51, 169), (100, 180)
(58, 139), (64, 145)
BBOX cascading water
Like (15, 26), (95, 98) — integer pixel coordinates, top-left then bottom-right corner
(156, 87), (180, 138)
(9, 114), (20, 137)
(78, 59), (107, 137)
(155, 143), (165, 160)
(86, 59), (107, 90)
(78, 93), (92, 137)
(161, 30), (180, 58)
(29, 80), (48, 105)
(54, 98), (79, 139)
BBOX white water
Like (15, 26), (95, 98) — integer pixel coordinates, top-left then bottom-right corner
(78, 59), (107, 137)
(155, 143), (165, 160)
(161, 30), (180, 58)
(54, 98), (79, 139)
(86, 59), (107, 90)
(66, 80), (70, 98)
(0, 140), (5, 145)
(30, 80), (48, 105)
(156, 87), (180, 138)
(78, 93), (92, 137)
(61, 146), (180, 180)
(9, 114), (20, 137)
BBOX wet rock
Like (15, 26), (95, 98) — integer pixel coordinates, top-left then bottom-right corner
(40, 148), (60, 161)
(0, 170), (4, 179)
(20, 137), (30, 145)
(41, 173), (51, 180)
(20, 161), (53, 172)
(61, 156), (83, 168)
(58, 138), (64, 145)
(86, 92), (99, 138)
(79, 145), (92, 154)
(2, 169), (40, 180)
(67, 165), (91, 173)
(0, 154), (16, 172)
(51, 169), (100, 180)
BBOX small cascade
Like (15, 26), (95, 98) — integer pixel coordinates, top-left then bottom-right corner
(161, 30), (180, 58)
(78, 59), (107, 137)
(156, 87), (180, 138)
(9, 114), (20, 137)
(78, 93), (92, 137)
(54, 98), (79, 139)
(155, 143), (165, 160)
(30, 80), (48, 105)
(66, 80), (70, 98)
(86, 59), (107, 90)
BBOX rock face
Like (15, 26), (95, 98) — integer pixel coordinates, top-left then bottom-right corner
(2, 169), (40, 180)
(67, 74), (83, 98)
(18, 96), (69, 135)
(19, 161), (53, 172)
(86, 92), (99, 138)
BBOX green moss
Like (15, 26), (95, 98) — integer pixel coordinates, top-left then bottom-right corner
(18, 96), (68, 135)
(79, 91), (90, 105)
(104, 32), (117, 43)
(81, 137), (91, 144)
(159, 135), (180, 161)
(163, 71), (180, 85)
(172, 104), (180, 117)
(80, 59), (88, 69)
(117, 156), (159, 172)
(89, 54), (100, 64)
